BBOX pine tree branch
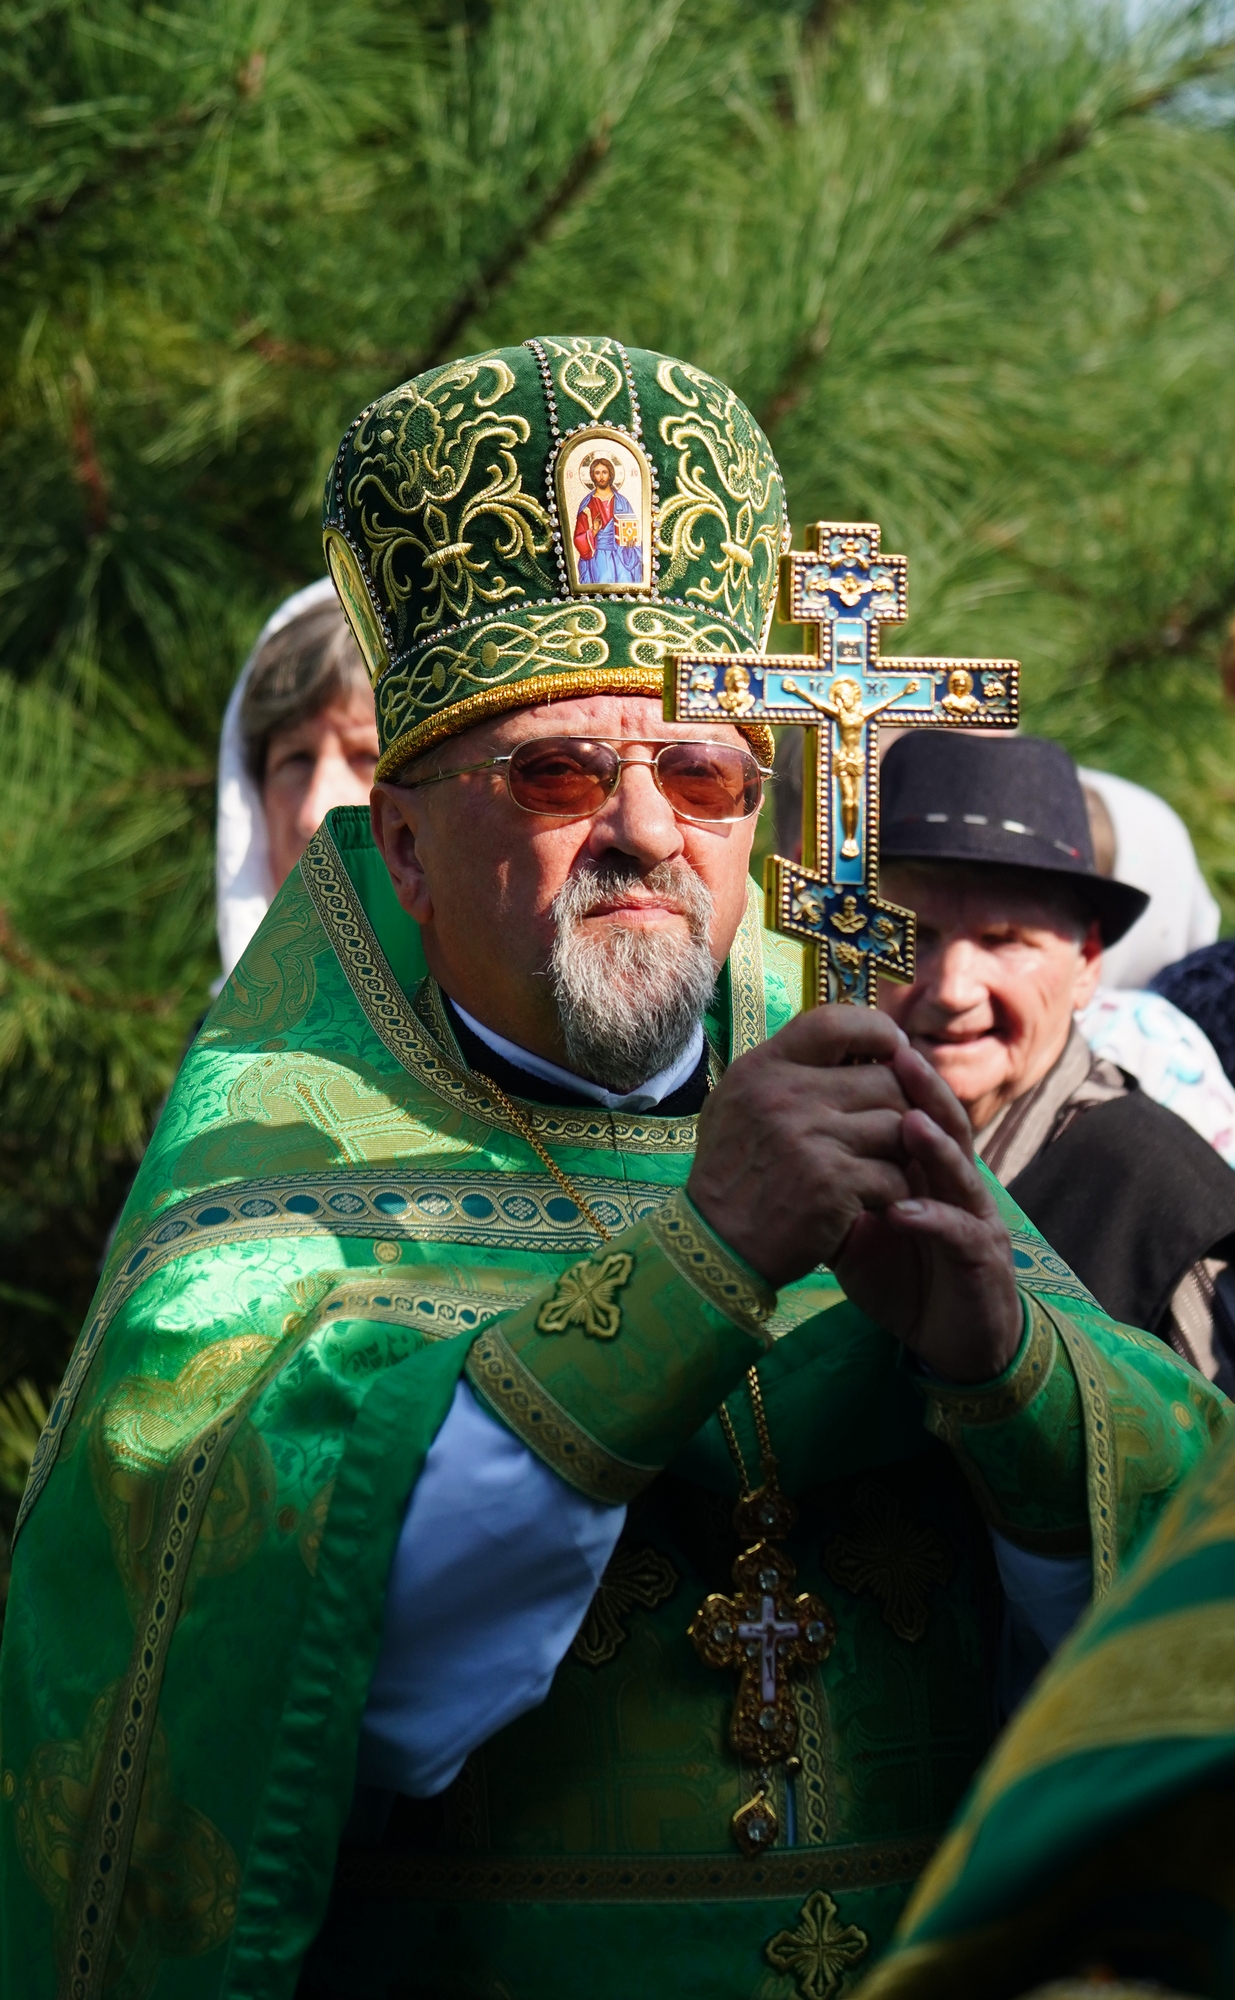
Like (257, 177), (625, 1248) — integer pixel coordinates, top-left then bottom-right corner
(233, 118), (616, 388)
(237, 117), (616, 386)
(759, 36), (1235, 431)
(0, 906), (178, 1015)
(1106, 577), (1235, 676)
(69, 396), (110, 536)
(408, 115), (615, 375)
(0, 47), (275, 267)
(937, 39), (1235, 256)
(983, 530), (1235, 677)
(0, 110), (219, 264)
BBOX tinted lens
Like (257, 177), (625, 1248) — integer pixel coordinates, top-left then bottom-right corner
(507, 737), (620, 815)
(655, 742), (762, 821)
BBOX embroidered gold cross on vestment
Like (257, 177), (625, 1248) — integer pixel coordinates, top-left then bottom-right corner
(667, 520), (1020, 1008)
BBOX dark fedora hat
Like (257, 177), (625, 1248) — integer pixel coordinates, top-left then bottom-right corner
(879, 733), (1149, 947)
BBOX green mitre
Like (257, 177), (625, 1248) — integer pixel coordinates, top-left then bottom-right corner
(321, 335), (785, 778)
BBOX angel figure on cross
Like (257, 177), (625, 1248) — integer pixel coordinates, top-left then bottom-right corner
(782, 674), (919, 857)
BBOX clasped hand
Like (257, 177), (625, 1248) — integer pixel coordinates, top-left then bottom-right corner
(686, 1006), (1022, 1384)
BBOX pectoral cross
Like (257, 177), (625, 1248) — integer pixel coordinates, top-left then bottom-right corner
(667, 521), (1020, 1008)
(689, 1469), (835, 1854)
(692, 1540), (834, 1768)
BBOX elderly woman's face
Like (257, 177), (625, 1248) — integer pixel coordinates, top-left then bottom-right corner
(263, 682), (379, 888)
(877, 862), (1103, 1132)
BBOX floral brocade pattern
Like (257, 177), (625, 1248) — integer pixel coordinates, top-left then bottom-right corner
(345, 354), (555, 645)
(654, 356), (784, 642)
(765, 1889), (869, 2000)
(16, 1686), (240, 2000)
(5, 801), (1230, 2000)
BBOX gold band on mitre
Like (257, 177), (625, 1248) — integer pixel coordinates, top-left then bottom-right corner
(375, 667), (775, 779)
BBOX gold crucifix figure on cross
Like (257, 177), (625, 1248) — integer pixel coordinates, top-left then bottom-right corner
(667, 520), (1020, 1009)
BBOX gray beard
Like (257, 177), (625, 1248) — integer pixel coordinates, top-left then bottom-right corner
(547, 860), (717, 1094)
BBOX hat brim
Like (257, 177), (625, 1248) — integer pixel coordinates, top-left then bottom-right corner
(880, 830), (1149, 949)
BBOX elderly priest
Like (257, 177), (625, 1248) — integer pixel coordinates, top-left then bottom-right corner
(1, 341), (1226, 2000)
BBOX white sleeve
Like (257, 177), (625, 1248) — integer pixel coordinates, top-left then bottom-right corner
(356, 1378), (625, 1799)
(990, 1530), (1091, 1714)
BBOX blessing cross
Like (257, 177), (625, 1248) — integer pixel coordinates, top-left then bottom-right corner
(667, 521), (1020, 1008)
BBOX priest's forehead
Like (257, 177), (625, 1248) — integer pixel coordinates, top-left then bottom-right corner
(390, 693), (752, 787)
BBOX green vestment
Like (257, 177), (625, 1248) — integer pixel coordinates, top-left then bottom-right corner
(0, 808), (1225, 2000)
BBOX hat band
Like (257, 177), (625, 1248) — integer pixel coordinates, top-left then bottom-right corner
(371, 597), (774, 777)
(885, 812), (1084, 863)
(375, 667), (775, 778)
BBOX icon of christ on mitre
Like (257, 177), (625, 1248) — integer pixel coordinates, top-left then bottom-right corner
(573, 450), (642, 584)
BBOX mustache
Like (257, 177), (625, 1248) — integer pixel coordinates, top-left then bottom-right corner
(551, 858), (713, 934)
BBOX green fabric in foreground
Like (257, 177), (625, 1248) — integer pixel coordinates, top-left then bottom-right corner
(855, 1421), (1235, 2000)
(0, 806), (1226, 2000)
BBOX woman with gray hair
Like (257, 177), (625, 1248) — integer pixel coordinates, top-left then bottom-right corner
(216, 579), (378, 979)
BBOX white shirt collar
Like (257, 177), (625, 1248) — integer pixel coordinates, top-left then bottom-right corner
(450, 1001), (705, 1112)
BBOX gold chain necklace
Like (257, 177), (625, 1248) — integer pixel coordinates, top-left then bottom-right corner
(476, 1066), (835, 1856)
(476, 1069), (615, 1242)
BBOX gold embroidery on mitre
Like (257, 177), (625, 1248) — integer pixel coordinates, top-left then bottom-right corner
(345, 355), (554, 641)
(16, 1684), (239, 1998)
(656, 356), (782, 637)
(548, 339), (626, 420)
(536, 1251), (634, 1340)
(570, 1541), (680, 1666)
(823, 1482), (953, 1644)
(765, 1890), (869, 2000)
(324, 526), (389, 684)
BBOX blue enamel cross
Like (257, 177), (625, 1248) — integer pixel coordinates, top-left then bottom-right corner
(667, 520), (1020, 1009)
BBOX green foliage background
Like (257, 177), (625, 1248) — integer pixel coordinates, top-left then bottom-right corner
(3, 0), (1235, 1540)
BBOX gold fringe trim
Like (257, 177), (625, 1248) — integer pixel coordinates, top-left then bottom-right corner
(646, 1189), (776, 1344)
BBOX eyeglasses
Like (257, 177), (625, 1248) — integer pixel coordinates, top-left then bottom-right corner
(401, 736), (772, 824)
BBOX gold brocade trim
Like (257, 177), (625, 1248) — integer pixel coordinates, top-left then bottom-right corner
(793, 1673), (833, 1847)
(646, 1190), (776, 1344)
(312, 1273), (548, 1344)
(729, 880), (767, 1059)
(922, 1296), (1055, 1437)
(17, 1684), (241, 1980)
(375, 665), (775, 776)
(13, 1167), (674, 1545)
(862, 1790), (1235, 2000)
(59, 1329), (302, 2000)
(333, 1832), (940, 1903)
(466, 1325), (656, 1504)
(300, 826), (702, 1154)
(1048, 1304), (1118, 1599)
(986, 1179), (1102, 1308)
